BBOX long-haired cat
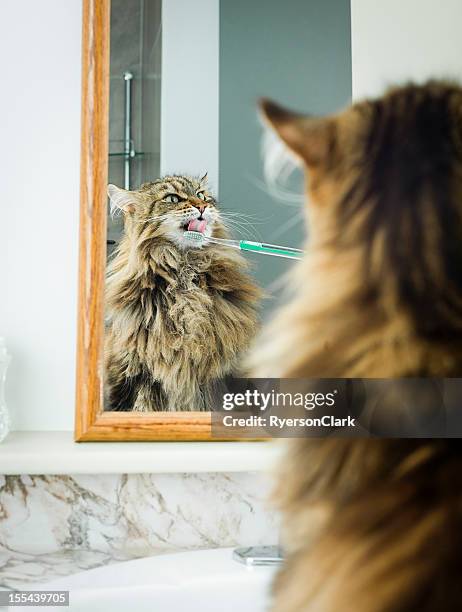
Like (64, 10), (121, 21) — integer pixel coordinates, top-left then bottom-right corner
(105, 174), (260, 411)
(251, 81), (462, 611)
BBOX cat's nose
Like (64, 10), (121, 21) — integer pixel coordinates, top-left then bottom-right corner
(194, 203), (208, 214)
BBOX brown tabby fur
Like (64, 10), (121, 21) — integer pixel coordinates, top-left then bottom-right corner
(105, 175), (260, 411)
(252, 81), (462, 611)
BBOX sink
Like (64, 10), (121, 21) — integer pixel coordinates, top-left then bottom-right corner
(8, 548), (277, 612)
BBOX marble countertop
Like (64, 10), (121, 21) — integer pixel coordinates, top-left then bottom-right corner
(0, 472), (279, 590)
(0, 548), (138, 590)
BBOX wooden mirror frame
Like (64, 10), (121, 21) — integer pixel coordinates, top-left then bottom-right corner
(74, 0), (211, 441)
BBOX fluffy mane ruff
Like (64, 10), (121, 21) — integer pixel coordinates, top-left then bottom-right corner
(105, 226), (260, 412)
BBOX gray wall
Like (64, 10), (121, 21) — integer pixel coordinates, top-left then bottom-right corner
(219, 0), (352, 314)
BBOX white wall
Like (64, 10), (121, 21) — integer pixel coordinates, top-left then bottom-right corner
(351, 0), (462, 100)
(0, 0), (220, 432)
(161, 0), (219, 192)
(0, 1), (82, 430)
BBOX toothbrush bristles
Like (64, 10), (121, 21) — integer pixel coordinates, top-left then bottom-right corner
(183, 230), (205, 243)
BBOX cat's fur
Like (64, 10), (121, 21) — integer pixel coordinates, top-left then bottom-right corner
(251, 81), (462, 611)
(105, 175), (260, 411)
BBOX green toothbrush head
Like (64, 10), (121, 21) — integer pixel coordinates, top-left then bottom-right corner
(183, 230), (205, 246)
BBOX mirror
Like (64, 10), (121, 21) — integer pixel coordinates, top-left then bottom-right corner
(75, 0), (351, 438)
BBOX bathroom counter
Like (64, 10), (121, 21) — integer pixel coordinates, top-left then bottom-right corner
(0, 471), (278, 590)
(0, 548), (135, 590)
(0, 431), (282, 474)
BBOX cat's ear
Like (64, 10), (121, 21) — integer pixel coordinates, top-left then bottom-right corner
(259, 99), (334, 167)
(199, 172), (208, 185)
(107, 184), (142, 214)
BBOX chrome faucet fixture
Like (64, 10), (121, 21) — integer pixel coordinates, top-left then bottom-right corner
(233, 546), (284, 567)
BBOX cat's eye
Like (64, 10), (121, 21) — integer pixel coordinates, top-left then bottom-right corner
(164, 194), (180, 204)
(197, 191), (206, 201)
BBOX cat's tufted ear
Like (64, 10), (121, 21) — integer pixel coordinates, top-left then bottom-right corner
(199, 172), (208, 185)
(259, 99), (334, 167)
(107, 184), (142, 214)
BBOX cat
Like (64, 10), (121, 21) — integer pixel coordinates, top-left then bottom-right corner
(105, 174), (261, 411)
(250, 81), (462, 611)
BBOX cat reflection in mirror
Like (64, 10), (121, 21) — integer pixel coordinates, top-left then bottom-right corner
(105, 174), (260, 411)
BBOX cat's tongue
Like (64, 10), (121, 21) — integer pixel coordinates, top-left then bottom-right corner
(188, 219), (207, 234)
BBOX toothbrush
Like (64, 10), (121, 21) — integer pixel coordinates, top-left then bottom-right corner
(183, 230), (304, 260)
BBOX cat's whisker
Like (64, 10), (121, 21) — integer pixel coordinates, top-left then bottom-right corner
(223, 212), (262, 221)
(221, 215), (264, 239)
(140, 216), (168, 224)
(222, 218), (262, 241)
(221, 212), (268, 226)
(219, 209), (263, 219)
(222, 222), (246, 238)
(220, 212), (266, 225)
(141, 211), (189, 224)
(219, 213), (268, 236)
